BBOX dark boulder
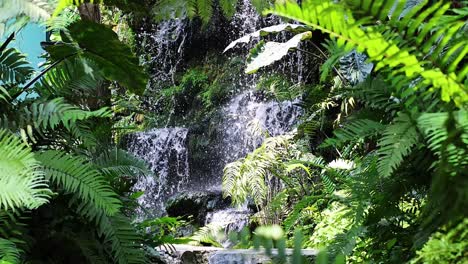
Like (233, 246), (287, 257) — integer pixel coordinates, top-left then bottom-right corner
(165, 191), (231, 226)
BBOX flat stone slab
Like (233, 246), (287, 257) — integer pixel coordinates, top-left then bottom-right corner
(169, 244), (318, 264)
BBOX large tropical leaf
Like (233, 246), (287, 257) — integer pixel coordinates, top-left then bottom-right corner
(245, 31), (312, 74)
(0, 129), (50, 211)
(224, 23), (310, 52)
(46, 20), (148, 95)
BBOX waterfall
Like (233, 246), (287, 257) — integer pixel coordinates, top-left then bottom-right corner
(219, 90), (302, 166)
(139, 18), (187, 86)
(130, 0), (308, 246)
(126, 128), (189, 216)
(205, 208), (251, 247)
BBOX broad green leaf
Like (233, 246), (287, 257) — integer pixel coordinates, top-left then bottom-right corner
(47, 20), (148, 95)
(245, 31), (312, 74)
(224, 24), (311, 52)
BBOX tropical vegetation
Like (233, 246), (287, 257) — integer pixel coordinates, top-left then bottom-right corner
(1, 0), (467, 263)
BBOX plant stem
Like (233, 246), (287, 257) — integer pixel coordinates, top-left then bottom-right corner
(11, 52), (78, 101)
(0, 33), (15, 53)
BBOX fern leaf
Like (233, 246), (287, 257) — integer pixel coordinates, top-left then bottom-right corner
(267, 0), (468, 106)
(0, 129), (50, 211)
(0, 48), (34, 85)
(325, 119), (384, 147)
(283, 194), (317, 232)
(0, 238), (20, 264)
(377, 113), (419, 177)
(320, 38), (349, 82)
(197, 0), (213, 24)
(35, 150), (122, 216)
(418, 110), (468, 168)
(100, 214), (145, 264)
(94, 148), (150, 180)
(219, 0), (237, 18)
(1, 98), (111, 143)
(190, 223), (224, 247)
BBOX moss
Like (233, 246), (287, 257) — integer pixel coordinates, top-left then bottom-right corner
(145, 54), (246, 127)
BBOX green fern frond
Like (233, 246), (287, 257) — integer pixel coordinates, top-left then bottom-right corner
(35, 150), (122, 216)
(94, 148), (150, 180)
(0, 238), (20, 264)
(320, 38), (348, 82)
(100, 214), (145, 264)
(1, 98), (111, 143)
(417, 110), (468, 169)
(283, 194), (318, 232)
(411, 219), (468, 264)
(349, 77), (399, 112)
(0, 129), (50, 211)
(190, 223), (224, 247)
(219, 0), (237, 18)
(377, 112), (420, 177)
(223, 135), (294, 207)
(196, 0), (213, 24)
(321, 174), (336, 194)
(68, 121), (99, 148)
(0, 48), (34, 85)
(267, 0), (468, 106)
(324, 119), (384, 147)
(35, 58), (103, 99)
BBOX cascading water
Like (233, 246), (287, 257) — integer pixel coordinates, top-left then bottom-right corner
(219, 91), (302, 165)
(130, 0), (311, 257)
(126, 128), (189, 216)
(205, 208), (251, 247)
(139, 18), (187, 86)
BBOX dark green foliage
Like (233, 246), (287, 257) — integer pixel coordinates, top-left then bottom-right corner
(222, 0), (468, 263)
(0, 7), (149, 263)
(46, 20), (148, 95)
(0, 48), (34, 85)
(36, 150), (122, 216)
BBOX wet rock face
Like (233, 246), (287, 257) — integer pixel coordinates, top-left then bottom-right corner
(165, 191), (231, 225)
